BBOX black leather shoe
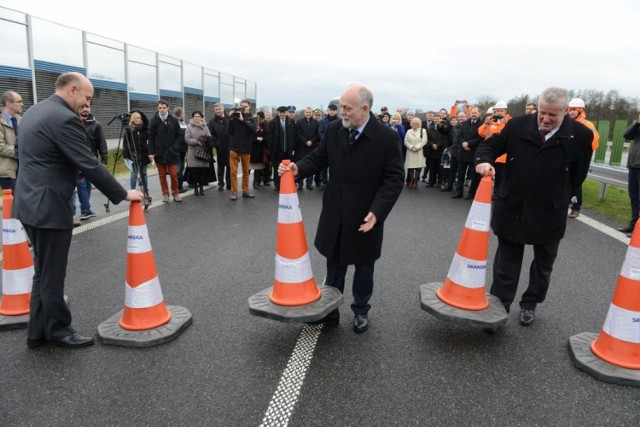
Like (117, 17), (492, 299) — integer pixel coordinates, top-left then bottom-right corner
(50, 333), (95, 348)
(519, 308), (535, 326)
(306, 185), (313, 190)
(464, 194), (475, 200)
(618, 226), (634, 233)
(353, 314), (369, 333)
(451, 193), (463, 199)
(242, 192), (255, 198)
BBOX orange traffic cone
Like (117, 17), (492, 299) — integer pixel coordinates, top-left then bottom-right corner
(118, 200), (172, 330)
(0, 189), (33, 316)
(420, 172), (507, 329)
(569, 222), (640, 386)
(269, 160), (321, 306)
(436, 174), (493, 310)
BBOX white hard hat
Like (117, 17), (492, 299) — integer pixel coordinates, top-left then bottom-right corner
(494, 100), (508, 109)
(569, 98), (585, 108)
(486, 107), (494, 114)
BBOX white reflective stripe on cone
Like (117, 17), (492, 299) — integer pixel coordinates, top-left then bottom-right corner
(1, 265), (34, 294)
(274, 253), (313, 283)
(602, 303), (640, 344)
(446, 252), (487, 289)
(465, 201), (491, 232)
(2, 218), (28, 245)
(277, 193), (302, 224)
(124, 276), (164, 308)
(127, 225), (152, 254)
(620, 246), (640, 280)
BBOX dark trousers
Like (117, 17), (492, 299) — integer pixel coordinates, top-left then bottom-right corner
(23, 225), (74, 342)
(628, 167), (640, 227)
(491, 236), (561, 311)
(426, 157), (443, 185)
(447, 157), (458, 188)
(217, 145), (231, 189)
(326, 256), (375, 315)
(177, 152), (187, 189)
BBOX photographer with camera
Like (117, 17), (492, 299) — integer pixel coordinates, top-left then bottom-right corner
(478, 100), (511, 191)
(123, 110), (151, 201)
(227, 99), (257, 200)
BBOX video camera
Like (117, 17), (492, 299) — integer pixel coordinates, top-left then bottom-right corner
(108, 112), (131, 126)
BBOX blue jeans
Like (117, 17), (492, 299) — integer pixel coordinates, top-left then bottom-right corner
(76, 177), (91, 213)
(177, 153), (186, 189)
(628, 167), (640, 227)
(130, 163), (148, 190)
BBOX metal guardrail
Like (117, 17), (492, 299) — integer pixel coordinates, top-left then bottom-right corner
(588, 163), (627, 200)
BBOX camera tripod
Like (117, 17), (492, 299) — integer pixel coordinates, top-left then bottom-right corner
(106, 115), (152, 211)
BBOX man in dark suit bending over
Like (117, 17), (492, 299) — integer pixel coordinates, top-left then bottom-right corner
(13, 72), (144, 349)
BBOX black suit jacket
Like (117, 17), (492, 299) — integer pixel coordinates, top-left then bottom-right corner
(13, 95), (127, 229)
(295, 113), (404, 264)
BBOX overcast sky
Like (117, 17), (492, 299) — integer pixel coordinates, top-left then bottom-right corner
(2, 0), (639, 113)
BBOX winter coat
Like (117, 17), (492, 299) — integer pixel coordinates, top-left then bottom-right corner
(294, 117), (320, 161)
(449, 124), (463, 159)
(82, 113), (108, 165)
(250, 121), (268, 164)
(457, 119), (482, 163)
(185, 119), (213, 168)
(0, 111), (19, 179)
(269, 116), (297, 160)
(295, 114), (404, 265)
(148, 112), (181, 164)
(424, 123), (448, 159)
(228, 114), (257, 154)
(207, 114), (230, 150)
(123, 110), (151, 166)
(404, 127), (427, 169)
(475, 113), (593, 245)
(625, 121), (640, 168)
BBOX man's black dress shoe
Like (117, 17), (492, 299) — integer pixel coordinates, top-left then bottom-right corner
(519, 308), (535, 326)
(618, 225), (634, 233)
(50, 333), (95, 348)
(353, 314), (369, 333)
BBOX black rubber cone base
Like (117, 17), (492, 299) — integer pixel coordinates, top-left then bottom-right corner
(97, 305), (192, 348)
(248, 285), (343, 323)
(0, 294), (69, 331)
(569, 332), (640, 387)
(419, 282), (508, 329)
(0, 313), (29, 330)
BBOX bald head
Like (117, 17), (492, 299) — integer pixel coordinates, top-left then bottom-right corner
(55, 72), (94, 115)
(340, 84), (373, 129)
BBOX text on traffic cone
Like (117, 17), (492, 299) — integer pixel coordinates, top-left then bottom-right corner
(436, 174), (493, 310)
(119, 201), (172, 330)
(0, 189), (33, 316)
(269, 160), (321, 306)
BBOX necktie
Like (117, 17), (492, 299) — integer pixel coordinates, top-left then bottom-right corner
(539, 130), (549, 143)
(10, 116), (18, 136)
(349, 129), (359, 144)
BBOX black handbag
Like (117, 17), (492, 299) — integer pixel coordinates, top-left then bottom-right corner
(194, 144), (212, 162)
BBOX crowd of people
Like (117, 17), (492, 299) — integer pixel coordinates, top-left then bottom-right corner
(1, 76), (631, 340)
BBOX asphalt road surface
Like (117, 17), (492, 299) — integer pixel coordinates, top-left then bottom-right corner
(1, 171), (639, 426)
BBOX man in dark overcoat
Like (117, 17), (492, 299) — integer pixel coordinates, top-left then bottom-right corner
(279, 84), (404, 333)
(475, 87), (593, 327)
(294, 107), (321, 190)
(269, 106), (297, 191)
(13, 72), (143, 348)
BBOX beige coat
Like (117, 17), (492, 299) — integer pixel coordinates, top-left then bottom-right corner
(0, 113), (19, 179)
(404, 127), (427, 169)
